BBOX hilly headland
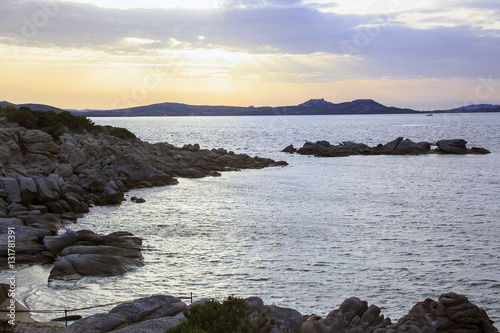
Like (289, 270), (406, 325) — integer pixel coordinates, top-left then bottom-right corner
(2, 98), (500, 117)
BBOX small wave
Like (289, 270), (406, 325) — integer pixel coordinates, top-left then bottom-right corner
(248, 277), (270, 281)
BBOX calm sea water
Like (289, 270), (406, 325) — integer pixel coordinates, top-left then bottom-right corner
(5, 114), (500, 325)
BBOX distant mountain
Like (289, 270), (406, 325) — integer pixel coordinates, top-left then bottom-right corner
(71, 99), (420, 117)
(298, 98), (335, 107)
(2, 99), (500, 117)
(0, 101), (16, 108)
(431, 104), (500, 114)
(457, 104), (500, 111)
(0, 101), (66, 113)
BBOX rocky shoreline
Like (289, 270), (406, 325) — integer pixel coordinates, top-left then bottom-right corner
(283, 137), (491, 157)
(5, 291), (498, 332)
(0, 116), (287, 280)
(1, 112), (498, 332)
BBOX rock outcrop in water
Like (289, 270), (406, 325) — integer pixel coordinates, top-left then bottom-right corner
(48, 230), (144, 280)
(283, 137), (491, 157)
(52, 292), (497, 333)
(0, 115), (287, 279)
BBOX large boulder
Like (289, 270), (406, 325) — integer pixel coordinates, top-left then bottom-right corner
(62, 192), (89, 214)
(49, 230), (143, 279)
(282, 144), (296, 153)
(435, 292), (497, 332)
(0, 178), (21, 203)
(111, 313), (185, 333)
(384, 292), (498, 333)
(243, 296), (303, 333)
(59, 296), (187, 333)
(42, 229), (78, 255)
(58, 312), (127, 333)
(44, 201), (66, 214)
(0, 145), (11, 165)
(381, 136), (404, 152)
(0, 223), (55, 265)
(20, 129), (60, 155)
(109, 295), (187, 324)
(301, 297), (390, 333)
(23, 214), (63, 235)
(263, 305), (304, 333)
(17, 177), (38, 205)
(20, 129), (52, 144)
(7, 202), (28, 217)
(104, 180), (124, 204)
(61, 245), (142, 259)
(48, 253), (143, 280)
(24, 141), (61, 155)
(436, 139), (469, 154)
(54, 163), (74, 178)
(296, 142), (317, 155)
(13, 251), (56, 265)
(35, 177), (60, 202)
(0, 217), (24, 228)
(75, 230), (142, 250)
(393, 139), (431, 155)
(68, 148), (87, 168)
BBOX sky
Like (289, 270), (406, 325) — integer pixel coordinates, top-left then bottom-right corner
(1, 0), (499, 110)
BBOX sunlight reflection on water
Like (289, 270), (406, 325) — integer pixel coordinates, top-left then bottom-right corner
(6, 114), (499, 325)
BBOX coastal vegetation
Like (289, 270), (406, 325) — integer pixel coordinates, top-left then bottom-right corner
(166, 296), (275, 333)
(0, 105), (136, 140)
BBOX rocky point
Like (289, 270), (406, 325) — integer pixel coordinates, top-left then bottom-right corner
(0, 115), (287, 280)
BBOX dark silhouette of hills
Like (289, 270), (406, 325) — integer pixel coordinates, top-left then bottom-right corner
(0, 101), (67, 113)
(70, 98), (423, 116)
(2, 99), (499, 117)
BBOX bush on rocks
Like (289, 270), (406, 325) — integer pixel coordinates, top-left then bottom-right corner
(0, 106), (136, 140)
(167, 296), (275, 333)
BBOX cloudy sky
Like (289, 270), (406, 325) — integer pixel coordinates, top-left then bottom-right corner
(1, 0), (499, 110)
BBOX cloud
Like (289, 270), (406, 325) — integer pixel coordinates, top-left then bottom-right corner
(456, 0), (500, 11)
(221, 0), (304, 9)
(0, 0), (499, 81)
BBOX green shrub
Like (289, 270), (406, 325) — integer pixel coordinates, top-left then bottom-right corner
(42, 124), (64, 140)
(166, 296), (274, 333)
(97, 125), (137, 140)
(0, 106), (135, 140)
(1, 105), (36, 128)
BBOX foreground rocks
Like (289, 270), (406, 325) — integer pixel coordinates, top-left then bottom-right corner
(284, 137), (491, 157)
(0, 117), (287, 278)
(302, 293), (498, 333)
(55, 292), (497, 333)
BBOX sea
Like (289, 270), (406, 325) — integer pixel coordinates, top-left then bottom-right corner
(4, 113), (500, 326)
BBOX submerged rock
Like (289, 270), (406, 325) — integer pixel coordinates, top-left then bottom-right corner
(130, 196), (146, 203)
